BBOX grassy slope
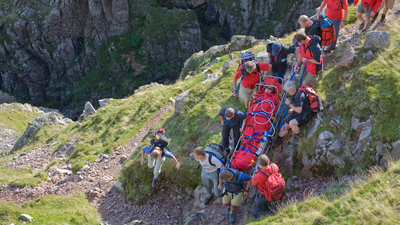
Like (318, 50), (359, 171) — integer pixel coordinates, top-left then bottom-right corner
(0, 103), (42, 133)
(248, 161), (400, 225)
(0, 191), (101, 224)
(120, 44), (266, 202)
(248, 5), (400, 225)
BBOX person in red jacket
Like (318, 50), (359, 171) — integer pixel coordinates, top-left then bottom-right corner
(316, 0), (349, 52)
(232, 61), (271, 109)
(293, 33), (323, 87)
(252, 155), (278, 218)
(354, 0), (383, 31)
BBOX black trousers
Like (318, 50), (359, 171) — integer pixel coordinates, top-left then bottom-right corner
(221, 123), (241, 150)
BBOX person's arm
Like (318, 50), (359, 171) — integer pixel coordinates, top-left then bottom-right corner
(372, 0), (383, 13)
(232, 70), (242, 96)
(316, 1), (327, 19)
(304, 58), (321, 65)
(310, 46), (322, 65)
(285, 99), (302, 114)
(294, 54), (302, 72)
(244, 176), (252, 196)
(172, 156), (180, 169)
(340, 10), (348, 28)
(220, 115), (224, 126)
(353, 0), (359, 7)
(240, 118), (247, 133)
(141, 149), (146, 165)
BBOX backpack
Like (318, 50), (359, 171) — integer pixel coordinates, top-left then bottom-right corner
(337, 0), (344, 10)
(151, 132), (169, 150)
(238, 51), (261, 76)
(297, 86), (323, 113)
(223, 168), (245, 194)
(318, 14), (336, 47)
(205, 143), (227, 166)
(260, 163), (285, 201)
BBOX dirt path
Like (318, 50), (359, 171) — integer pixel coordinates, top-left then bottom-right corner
(0, 103), (193, 224)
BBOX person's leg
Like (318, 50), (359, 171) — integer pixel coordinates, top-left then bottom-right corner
(238, 84), (252, 110)
(278, 122), (291, 137)
(230, 191), (243, 212)
(148, 155), (155, 168)
(211, 171), (223, 197)
(201, 170), (214, 200)
(221, 123), (230, 148)
(363, 7), (373, 29)
(252, 192), (268, 218)
(232, 124), (241, 151)
(303, 71), (318, 88)
(289, 119), (300, 134)
(153, 156), (166, 178)
(330, 19), (341, 49)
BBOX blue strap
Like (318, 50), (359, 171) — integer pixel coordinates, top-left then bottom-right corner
(205, 152), (227, 164)
(299, 62), (308, 86)
(235, 69), (246, 94)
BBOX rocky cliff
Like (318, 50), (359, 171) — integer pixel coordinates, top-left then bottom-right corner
(0, 0), (319, 118)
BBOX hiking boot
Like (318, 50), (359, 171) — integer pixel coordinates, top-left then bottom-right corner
(229, 213), (236, 224)
(272, 136), (283, 148)
(358, 21), (365, 30)
(151, 178), (158, 188)
(370, 12), (379, 25)
(204, 197), (212, 205)
(380, 14), (386, 22)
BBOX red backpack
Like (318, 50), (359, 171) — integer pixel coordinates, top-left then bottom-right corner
(230, 142), (258, 171)
(297, 86), (323, 112)
(260, 163), (285, 201)
(318, 14), (336, 47)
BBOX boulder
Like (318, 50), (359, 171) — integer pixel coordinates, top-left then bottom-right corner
(364, 31), (391, 49)
(114, 181), (124, 193)
(99, 98), (113, 107)
(175, 89), (191, 114)
(328, 140), (341, 153)
(84, 102), (96, 120)
(19, 214), (33, 222)
(205, 4), (218, 22)
(0, 91), (16, 104)
(230, 35), (255, 51)
(325, 151), (345, 168)
(329, 118), (341, 127)
(306, 113), (322, 138)
(343, 73), (353, 79)
(390, 140), (400, 161)
(299, 164), (314, 179)
(337, 43), (356, 68)
(363, 50), (374, 60)
(208, 57), (220, 66)
(283, 156), (294, 176)
(202, 74), (220, 83)
(379, 155), (391, 171)
(222, 61), (235, 73)
(317, 131), (334, 146)
(255, 51), (269, 63)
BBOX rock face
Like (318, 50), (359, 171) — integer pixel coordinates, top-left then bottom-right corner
(364, 31), (391, 49)
(175, 90), (191, 114)
(83, 102), (96, 120)
(0, 91), (16, 104)
(0, 0), (201, 119)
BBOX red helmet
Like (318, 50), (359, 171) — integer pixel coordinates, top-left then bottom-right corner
(158, 128), (165, 133)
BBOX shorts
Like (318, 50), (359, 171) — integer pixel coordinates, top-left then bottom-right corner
(303, 70), (321, 87)
(357, 3), (373, 18)
(286, 111), (313, 126)
(222, 190), (244, 206)
(379, 0), (396, 10)
(238, 84), (256, 102)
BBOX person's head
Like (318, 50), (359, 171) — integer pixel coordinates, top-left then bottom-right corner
(157, 128), (165, 134)
(150, 147), (162, 160)
(219, 169), (234, 182)
(193, 146), (205, 160)
(271, 42), (282, 57)
(225, 108), (235, 120)
(294, 33), (309, 45)
(283, 80), (297, 95)
(245, 61), (257, 73)
(298, 15), (311, 28)
(258, 155), (270, 168)
(264, 86), (276, 94)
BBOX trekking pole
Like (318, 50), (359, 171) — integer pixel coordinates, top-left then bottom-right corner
(299, 62), (308, 87)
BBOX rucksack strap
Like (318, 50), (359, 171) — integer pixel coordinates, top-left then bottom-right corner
(207, 153), (215, 167)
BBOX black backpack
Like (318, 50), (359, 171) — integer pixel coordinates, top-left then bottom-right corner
(150, 132), (169, 150)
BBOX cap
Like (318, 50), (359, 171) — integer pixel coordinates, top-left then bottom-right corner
(271, 42), (282, 57)
(158, 128), (165, 133)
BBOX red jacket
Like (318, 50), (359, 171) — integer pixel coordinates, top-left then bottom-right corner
(354, 0), (382, 12)
(252, 163), (279, 195)
(234, 63), (270, 89)
(300, 36), (323, 75)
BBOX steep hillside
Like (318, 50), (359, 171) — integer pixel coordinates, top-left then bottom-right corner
(0, 0), (321, 118)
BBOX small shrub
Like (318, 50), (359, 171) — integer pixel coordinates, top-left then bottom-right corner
(71, 161), (85, 174)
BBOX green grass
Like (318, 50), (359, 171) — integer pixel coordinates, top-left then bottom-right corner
(0, 103), (42, 133)
(0, 191), (101, 224)
(0, 167), (48, 188)
(248, 160), (400, 225)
